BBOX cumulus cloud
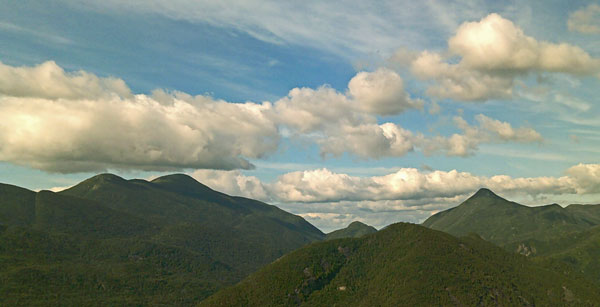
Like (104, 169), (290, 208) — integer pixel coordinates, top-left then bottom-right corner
(0, 61), (544, 172)
(474, 114), (542, 142)
(568, 4), (600, 34)
(0, 61), (132, 100)
(348, 68), (423, 115)
(411, 51), (514, 101)
(273, 68), (419, 133)
(566, 163), (600, 194)
(418, 114), (542, 157)
(188, 164), (596, 230)
(449, 13), (600, 74)
(408, 13), (600, 101)
(190, 169), (269, 200)
(272, 86), (364, 134)
(273, 68), (541, 159)
(0, 83), (279, 172)
(318, 123), (415, 159)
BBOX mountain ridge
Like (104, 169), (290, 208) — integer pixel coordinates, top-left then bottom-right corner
(1, 173), (324, 305)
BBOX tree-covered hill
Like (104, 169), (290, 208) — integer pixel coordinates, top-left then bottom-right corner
(0, 174), (324, 305)
(201, 222), (600, 306)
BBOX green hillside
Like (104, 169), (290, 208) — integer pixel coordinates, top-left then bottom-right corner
(422, 188), (600, 247)
(0, 174), (324, 305)
(505, 225), (600, 283)
(201, 223), (600, 306)
(325, 221), (377, 240)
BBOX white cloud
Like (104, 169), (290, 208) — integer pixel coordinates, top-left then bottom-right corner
(273, 86), (363, 134)
(418, 114), (543, 157)
(568, 4), (600, 34)
(190, 169), (269, 200)
(474, 114), (542, 142)
(348, 68), (423, 115)
(0, 61), (132, 100)
(411, 51), (514, 101)
(409, 13), (600, 101)
(0, 75), (280, 172)
(318, 123), (415, 159)
(449, 13), (600, 74)
(566, 163), (600, 194)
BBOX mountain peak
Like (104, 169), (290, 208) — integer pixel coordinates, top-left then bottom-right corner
(151, 173), (200, 186)
(69, 173), (127, 189)
(326, 220), (377, 240)
(88, 173), (127, 183)
(470, 188), (500, 199)
(150, 173), (219, 199)
(348, 221), (368, 228)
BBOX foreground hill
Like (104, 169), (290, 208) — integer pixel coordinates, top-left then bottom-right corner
(325, 221), (377, 240)
(0, 174), (324, 305)
(422, 188), (600, 247)
(201, 223), (600, 306)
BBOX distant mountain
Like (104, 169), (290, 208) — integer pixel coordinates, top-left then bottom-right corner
(0, 174), (324, 305)
(325, 221), (377, 240)
(422, 188), (600, 247)
(202, 223), (600, 306)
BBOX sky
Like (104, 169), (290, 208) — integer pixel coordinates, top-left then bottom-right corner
(1, 0), (600, 232)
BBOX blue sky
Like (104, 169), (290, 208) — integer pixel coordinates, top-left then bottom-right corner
(1, 0), (600, 231)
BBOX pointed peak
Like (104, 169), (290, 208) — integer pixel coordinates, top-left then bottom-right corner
(471, 188), (499, 199)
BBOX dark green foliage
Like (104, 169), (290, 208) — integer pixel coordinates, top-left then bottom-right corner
(325, 221), (377, 240)
(202, 223), (600, 306)
(508, 225), (600, 283)
(0, 174), (324, 305)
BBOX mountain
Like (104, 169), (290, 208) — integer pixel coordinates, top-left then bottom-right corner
(201, 222), (600, 306)
(422, 188), (600, 247)
(325, 221), (377, 240)
(0, 174), (324, 305)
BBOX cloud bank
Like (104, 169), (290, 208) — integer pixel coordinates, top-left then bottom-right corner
(191, 163), (600, 231)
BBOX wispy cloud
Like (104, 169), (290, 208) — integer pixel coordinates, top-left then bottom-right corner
(0, 21), (73, 45)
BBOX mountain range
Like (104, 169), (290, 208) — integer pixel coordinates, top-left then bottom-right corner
(2, 175), (600, 305)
